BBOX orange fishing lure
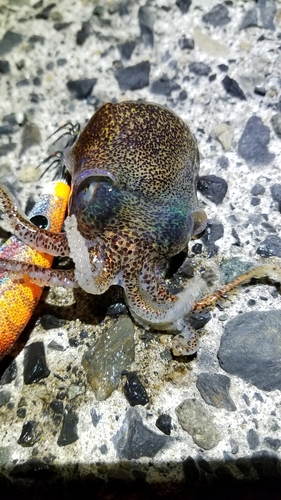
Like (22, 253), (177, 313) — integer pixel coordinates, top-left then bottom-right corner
(0, 180), (70, 357)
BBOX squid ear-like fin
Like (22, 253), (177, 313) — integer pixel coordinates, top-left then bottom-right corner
(191, 209), (207, 236)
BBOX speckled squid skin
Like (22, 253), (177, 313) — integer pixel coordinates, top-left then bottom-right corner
(64, 102), (208, 332)
(0, 102), (208, 354)
(0, 102), (281, 357)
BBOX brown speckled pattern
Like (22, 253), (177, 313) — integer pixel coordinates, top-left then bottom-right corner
(0, 102), (207, 332)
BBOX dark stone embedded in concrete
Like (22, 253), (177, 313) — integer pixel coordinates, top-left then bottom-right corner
(247, 428), (260, 450)
(150, 75), (180, 96)
(251, 183), (265, 196)
(270, 184), (281, 212)
(23, 342), (50, 384)
(256, 235), (281, 258)
(0, 390), (10, 407)
(113, 407), (170, 459)
(138, 6), (154, 47)
(0, 60), (10, 74)
(10, 458), (56, 480)
(18, 421), (43, 447)
(217, 155), (229, 169)
(20, 122), (42, 156)
(0, 359), (17, 385)
(67, 78), (97, 99)
(230, 438), (239, 454)
(0, 143), (16, 156)
(35, 3), (56, 19)
(218, 310), (281, 391)
(271, 113), (281, 138)
(264, 437), (281, 451)
(189, 62), (211, 76)
(115, 61), (150, 90)
(241, 0), (276, 30)
(176, 398), (221, 449)
(176, 0), (191, 14)
(76, 21), (92, 46)
(90, 408), (101, 427)
(178, 36), (194, 50)
(201, 221), (224, 257)
(57, 411), (79, 446)
(222, 76), (246, 100)
(40, 314), (66, 330)
(123, 372), (149, 406)
(155, 414), (172, 435)
(197, 175), (228, 204)
(238, 116), (275, 166)
(188, 309), (212, 330)
(49, 400), (64, 415)
(220, 258), (254, 284)
(0, 31), (23, 56)
(202, 4), (231, 27)
(196, 373), (236, 411)
(118, 40), (136, 60)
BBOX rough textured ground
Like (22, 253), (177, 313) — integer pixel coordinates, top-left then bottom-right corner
(0, 0), (281, 498)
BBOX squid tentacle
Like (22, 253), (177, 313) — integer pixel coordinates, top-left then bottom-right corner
(0, 184), (69, 256)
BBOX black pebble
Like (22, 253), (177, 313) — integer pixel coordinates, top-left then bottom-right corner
(202, 4), (231, 27)
(0, 143), (16, 156)
(0, 31), (23, 56)
(23, 342), (50, 384)
(270, 184), (281, 212)
(0, 359), (17, 385)
(76, 21), (92, 46)
(247, 428), (260, 450)
(40, 314), (66, 330)
(197, 174), (228, 204)
(189, 62), (211, 76)
(90, 408), (101, 427)
(156, 414), (172, 435)
(264, 437), (281, 451)
(54, 22), (72, 31)
(150, 75), (180, 96)
(257, 235), (281, 258)
(115, 61), (150, 91)
(28, 35), (45, 45)
(217, 155), (229, 169)
(18, 420), (42, 447)
(67, 78), (97, 99)
(49, 400), (64, 414)
(222, 75), (246, 100)
(218, 63), (228, 72)
(138, 6), (154, 47)
(17, 408), (26, 418)
(178, 36), (194, 50)
(0, 60), (10, 74)
(271, 113), (281, 138)
(201, 221), (224, 257)
(0, 124), (14, 135)
(0, 390), (10, 407)
(176, 0), (191, 14)
(118, 41), (136, 60)
(189, 310), (211, 330)
(57, 411), (79, 446)
(35, 3), (55, 19)
(251, 197), (261, 206)
(123, 372), (149, 406)
(238, 115), (275, 166)
(251, 183), (265, 196)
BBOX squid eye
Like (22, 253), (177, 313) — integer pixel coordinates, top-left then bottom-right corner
(30, 214), (50, 229)
(79, 180), (98, 202)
